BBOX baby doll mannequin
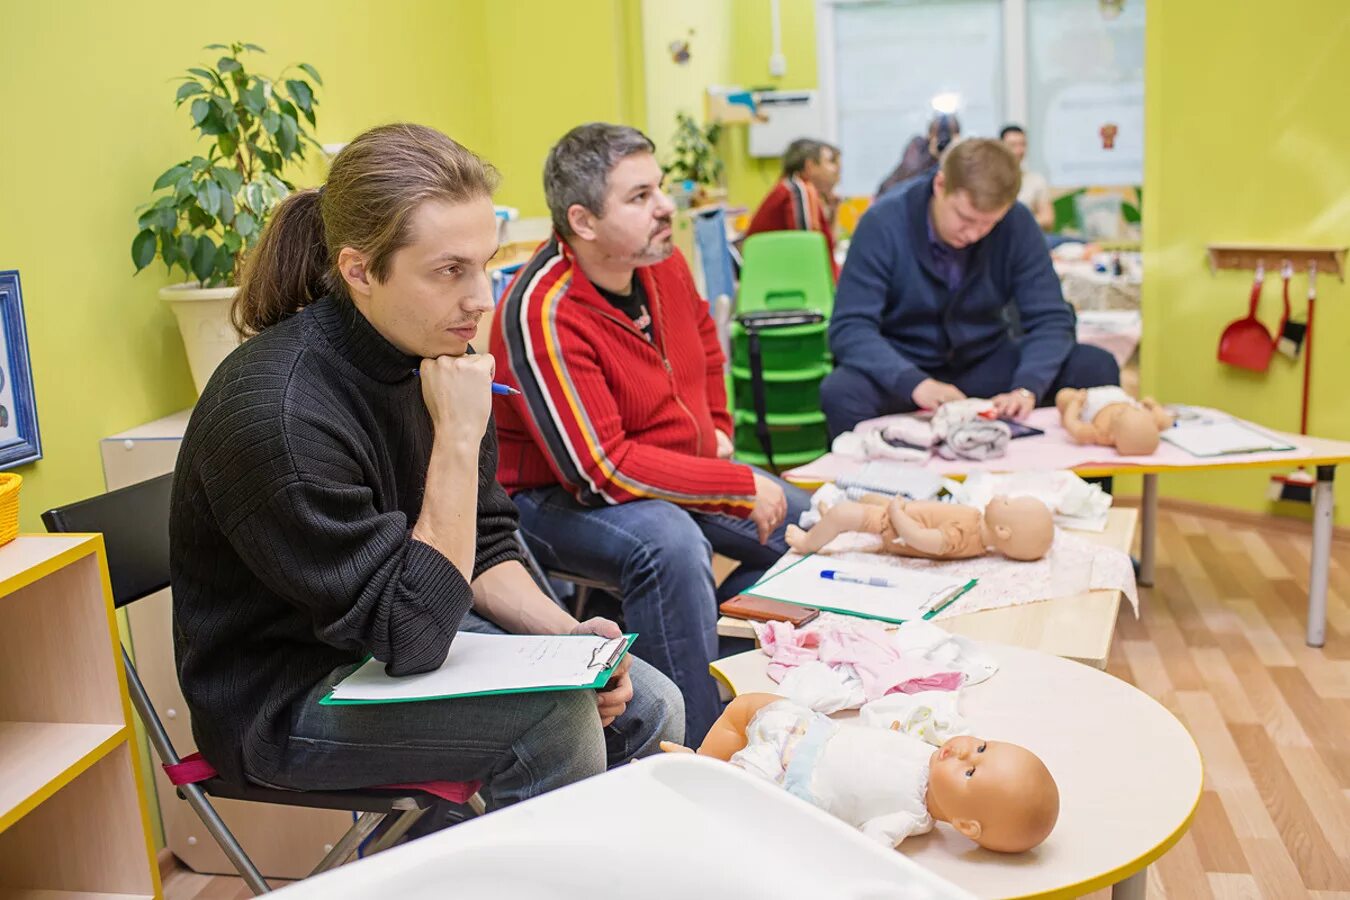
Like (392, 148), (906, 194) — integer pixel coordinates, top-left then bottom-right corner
(661, 693), (1060, 852)
(1055, 386), (1174, 456)
(786, 495), (1055, 562)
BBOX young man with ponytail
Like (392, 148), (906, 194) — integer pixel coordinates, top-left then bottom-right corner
(169, 123), (682, 819)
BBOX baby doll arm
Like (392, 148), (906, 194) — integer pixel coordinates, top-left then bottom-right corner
(1058, 395), (1107, 445)
(885, 499), (959, 556)
(1140, 397), (1174, 430)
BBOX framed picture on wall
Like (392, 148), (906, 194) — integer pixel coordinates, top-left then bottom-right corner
(0, 271), (42, 469)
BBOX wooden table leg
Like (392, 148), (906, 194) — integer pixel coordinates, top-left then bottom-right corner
(1307, 465), (1335, 647)
(1139, 474), (1158, 587)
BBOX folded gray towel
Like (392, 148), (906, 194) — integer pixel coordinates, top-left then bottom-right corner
(936, 420), (1011, 461)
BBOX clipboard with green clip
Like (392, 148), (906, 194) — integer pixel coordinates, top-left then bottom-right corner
(740, 553), (977, 625)
(321, 632), (638, 706)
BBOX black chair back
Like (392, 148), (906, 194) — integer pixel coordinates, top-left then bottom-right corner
(41, 473), (173, 608)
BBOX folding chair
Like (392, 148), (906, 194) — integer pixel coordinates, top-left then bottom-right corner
(43, 474), (483, 894)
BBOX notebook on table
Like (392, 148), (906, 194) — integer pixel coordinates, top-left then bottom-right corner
(741, 553), (976, 625)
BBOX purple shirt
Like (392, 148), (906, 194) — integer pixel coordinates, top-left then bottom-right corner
(925, 207), (970, 293)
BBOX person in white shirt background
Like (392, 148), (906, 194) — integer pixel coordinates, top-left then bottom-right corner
(1000, 125), (1055, 233)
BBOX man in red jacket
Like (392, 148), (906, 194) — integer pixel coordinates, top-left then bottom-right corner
(490, 123), (812, 742)
(744, 138), (841, 277)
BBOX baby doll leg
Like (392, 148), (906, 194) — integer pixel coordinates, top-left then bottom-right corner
(1141, 397), (1175, 430)
(660, 693), (783, 760)
(786, 501), (885, 553)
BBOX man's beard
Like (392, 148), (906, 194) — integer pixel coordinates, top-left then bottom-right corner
(632, 233), (675, 265)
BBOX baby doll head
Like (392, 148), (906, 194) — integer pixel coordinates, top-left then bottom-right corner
(982, 495), (1055, 561)
(926, 734), (1060, 853)
(1112, 406), (1161, 456)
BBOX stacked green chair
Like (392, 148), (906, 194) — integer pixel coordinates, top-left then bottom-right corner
(730, 231), (835, 470)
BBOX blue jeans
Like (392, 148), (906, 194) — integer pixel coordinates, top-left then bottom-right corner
(249, 611), (684, 813)
(821, 341), (1120, 438)
(513, 468), (813, 744)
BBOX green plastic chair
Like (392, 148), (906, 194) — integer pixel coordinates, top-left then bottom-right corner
(731, 231), (835, 369)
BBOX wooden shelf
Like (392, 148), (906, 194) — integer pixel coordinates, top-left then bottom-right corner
(0, 538), (158, 897)
(0, 723), (124, 831)
(1206, 243), (1346, 281)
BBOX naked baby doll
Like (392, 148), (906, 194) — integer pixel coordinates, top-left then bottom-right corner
(661, 693), (1060, 852)
(786, 495), (1055, 562)
(1055, 386), (1174, 456)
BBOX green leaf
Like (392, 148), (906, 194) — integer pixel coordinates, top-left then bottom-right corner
(188, 206), (215, 229)
(198, 110), (228, 137)
(222, 230), (243, 253)
(243, 42), (267, 53)
(301, 104), (316, 128)
(218, 189), (234, 222)
(131, 229), (157, 271)
(242, 81), (265, 115)
(178, 233), (197, 263)
(190, 155), (211, 172)
(213, 243), (235, 283)
(217, 56), (241, 73)
(160, 231), (179, 268)
(188, 67), (216, 81)
(152, 165), (189, 191)
(235, 211), (258, 238)
(139, 206), (178, 230)
(214, 167), (243, 194)
(284, 79), (313, 113)
(298, 62), (323, 86)
(217, 133), (237, 158)
(260, 108), (281, 135)
(191, 235), (217, 282)
(243, 181), (266, 213)
(277, 114), (298, 157)
(204, 43), (229, 50)
(175, 81), (205, 103)
(190, 97), (211, 125)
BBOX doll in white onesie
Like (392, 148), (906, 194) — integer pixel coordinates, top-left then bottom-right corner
(662, 692), (1059, 853)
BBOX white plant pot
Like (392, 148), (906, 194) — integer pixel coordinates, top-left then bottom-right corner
(159, 283), (241, 395)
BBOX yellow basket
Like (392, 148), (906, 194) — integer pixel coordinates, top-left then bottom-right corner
(0, 473), (21, 547)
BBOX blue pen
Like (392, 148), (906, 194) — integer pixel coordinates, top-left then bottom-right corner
(409, 368), (520, 396)
(819, 569), (898, 588)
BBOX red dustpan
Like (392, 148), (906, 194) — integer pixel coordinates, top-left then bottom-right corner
(1218, 266), (1279, 372)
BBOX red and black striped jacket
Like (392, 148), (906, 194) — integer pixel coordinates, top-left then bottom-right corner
(744, 175), (839, 278)
(489, 237), (757, 518)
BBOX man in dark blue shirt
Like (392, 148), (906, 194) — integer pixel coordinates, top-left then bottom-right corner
(822, 139), (1118, 437)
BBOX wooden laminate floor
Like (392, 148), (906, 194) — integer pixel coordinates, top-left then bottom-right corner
(162, 506), (1350, 899)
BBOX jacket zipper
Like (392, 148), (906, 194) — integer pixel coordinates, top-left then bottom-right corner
(581, 275), (708, 458)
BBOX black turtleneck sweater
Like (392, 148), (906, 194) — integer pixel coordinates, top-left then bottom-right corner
(170, 296), (521, 785)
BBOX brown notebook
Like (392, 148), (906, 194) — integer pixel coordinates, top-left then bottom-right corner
(719, 594), (820, 627)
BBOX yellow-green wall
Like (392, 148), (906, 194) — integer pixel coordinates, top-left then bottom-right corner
(1141, 3), (1350, 523)
(0, 0), (496, 534)
(640, 0), (732, 152)
(485, 0), (643, 217)
(722, 0), (820, 209)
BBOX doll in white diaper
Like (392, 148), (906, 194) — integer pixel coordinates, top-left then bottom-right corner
(1056, 385), (1173, 455)
(661, 692), (1059, 853)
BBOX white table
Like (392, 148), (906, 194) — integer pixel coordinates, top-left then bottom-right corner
(264, 754), (975, 900)
(710, 643), (1203, 900)
(720, 507), (1139, 670)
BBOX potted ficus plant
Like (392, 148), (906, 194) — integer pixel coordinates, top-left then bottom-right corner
(662, 111), (724, 209)
(131, 41), (323, 393)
